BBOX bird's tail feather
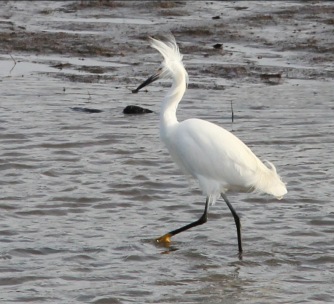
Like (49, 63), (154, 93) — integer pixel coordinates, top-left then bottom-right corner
(255, 161), (287, 199)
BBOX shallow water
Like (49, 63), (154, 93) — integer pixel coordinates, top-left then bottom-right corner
(1, 64), (334, 304)
(1, 1), (334, 304)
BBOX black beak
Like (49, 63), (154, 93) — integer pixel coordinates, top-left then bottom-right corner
(132, 71), (160, 93)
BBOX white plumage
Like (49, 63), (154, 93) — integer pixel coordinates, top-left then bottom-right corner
(134, 35), (287, 253)
(163, 117), (287, 202)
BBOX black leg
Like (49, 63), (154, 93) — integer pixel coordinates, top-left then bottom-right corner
(156, 197), (210, 243)
(221, 193), (242, 253)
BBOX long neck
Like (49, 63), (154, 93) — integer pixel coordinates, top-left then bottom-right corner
(160, 70), (186, 133)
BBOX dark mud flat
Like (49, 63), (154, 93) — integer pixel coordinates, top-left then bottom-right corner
(0, 1), (334, 304)
(1, 1), (334, 83)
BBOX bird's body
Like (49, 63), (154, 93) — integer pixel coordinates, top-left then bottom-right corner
(134, 35), (287, 253)
(162, 117), (286, 202)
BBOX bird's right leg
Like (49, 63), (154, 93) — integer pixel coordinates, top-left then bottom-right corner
(156, 197), (210, 244)
(221, 193), (242, 253)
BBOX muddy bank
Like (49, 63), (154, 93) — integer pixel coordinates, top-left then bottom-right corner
(0, 1), (333, 86)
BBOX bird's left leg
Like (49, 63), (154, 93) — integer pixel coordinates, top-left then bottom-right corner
(221, 193), (243, 253)
(156, 197), (210, 244)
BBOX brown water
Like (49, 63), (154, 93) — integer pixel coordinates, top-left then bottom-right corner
(1, 1), (334, 303)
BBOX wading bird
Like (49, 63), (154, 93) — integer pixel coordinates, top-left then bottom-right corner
(134, 35), (287, 253)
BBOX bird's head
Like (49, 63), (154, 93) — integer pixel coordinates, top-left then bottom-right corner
(133, 35), (188, 93)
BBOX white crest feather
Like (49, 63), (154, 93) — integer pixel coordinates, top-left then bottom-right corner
(149, 35), (188, 86)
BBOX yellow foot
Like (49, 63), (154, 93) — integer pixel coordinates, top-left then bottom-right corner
(156, 233), (172, 244)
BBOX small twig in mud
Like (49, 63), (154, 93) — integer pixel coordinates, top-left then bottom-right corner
(87, 91), (92, 101)
(9, 54), (17, 74)
(230, 100), (234, 123)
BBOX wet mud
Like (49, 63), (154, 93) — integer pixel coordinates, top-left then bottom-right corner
(1, 1), (333, 85)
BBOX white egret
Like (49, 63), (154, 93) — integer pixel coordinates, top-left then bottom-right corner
(134, 35), (287, 253)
